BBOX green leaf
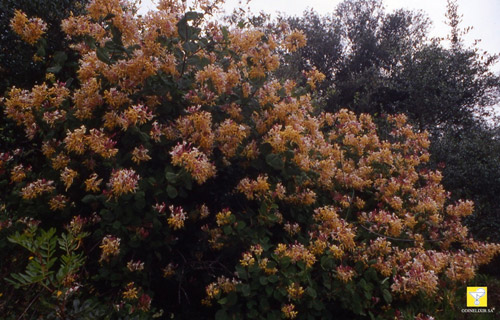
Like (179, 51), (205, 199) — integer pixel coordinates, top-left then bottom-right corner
(184, 11), (204, 21)
(222, 225), (232, 235)
(306, 286), (317, 298)
(134, 191), (146, 210)
(36, 40), (46, 57)
(53, 51), (68, 65)
(221, 26), (229, 41)
(236, 221), (247, 231)
(226, 291), (237, 306)
(165, 171), (177, 183)
(265, 285), (273, 296)
(382, 289), (392, 304)
(82, 194), (96, 204)
(167, 185), (178, 199)
(100, 209), (114, 221)
(268, 274), (278, 283)
(265, 153), (284, 170)
(112, 221), (121, 230)
(47, 65), (62, 73)
(235, 265), (247, 280)
(96, 47), (111, 64)
(312, 299), (324, 311)
(241, 284), (251, 296)
(297, 261), (306, 270)
(320, 256), (334, 270)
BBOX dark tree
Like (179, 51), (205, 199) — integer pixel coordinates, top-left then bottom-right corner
(277, 0), (499, 132)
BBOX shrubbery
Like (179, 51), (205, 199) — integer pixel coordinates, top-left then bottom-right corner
(1, 0), (499, 318)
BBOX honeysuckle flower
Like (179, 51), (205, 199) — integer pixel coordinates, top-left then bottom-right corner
(167, 205), (187, 230)
(108, 168), (140, 198)
(10, 10), (47, 45)
(99, 235), (121, 263)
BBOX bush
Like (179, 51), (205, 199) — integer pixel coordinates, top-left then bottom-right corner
(1, 0), (499, 318)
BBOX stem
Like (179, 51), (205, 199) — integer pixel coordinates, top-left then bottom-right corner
(17, 293), (40, 320)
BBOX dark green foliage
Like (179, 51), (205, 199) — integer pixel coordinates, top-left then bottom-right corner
(430, 125), (500, 242)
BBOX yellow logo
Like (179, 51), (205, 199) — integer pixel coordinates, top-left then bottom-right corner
(467, 287), (487, 307)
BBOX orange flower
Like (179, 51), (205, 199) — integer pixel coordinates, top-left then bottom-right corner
(21, 179), (55, 200)
(170, 142), (216, 184)
(167, 205), (187, 230)
(122, 282), (138, 300)
(85, 173), (103, 193)
(10, 10), (47, 45)
(284, 30), (306, 52)
(48, 194), (69, 211)
(108, 169), (140, 198)
(64, 126), (87, 155)
(99, 235), (120, 263)
(10, 164), (29, 183)
(131, 145), (152, 164)
(61, 167), (78, 191)
(281, 304), (298, 319)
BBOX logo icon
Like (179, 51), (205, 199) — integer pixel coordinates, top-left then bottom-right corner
(467, 287), (487, 307)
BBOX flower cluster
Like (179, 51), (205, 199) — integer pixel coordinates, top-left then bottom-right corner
(10, 164), (29, 183)
(131, 145), (152, 164)
(10, 10), (47, 45)
(119, 104), (154, 130)
(284, 30), (307, 52)
(99, 235), (121, 263)
(286, 283), (305, 300)
(85, 173), (103, 193)
(336, 265), (356, 283)
(203, 276), (240, 306)
(61, 167), (78, 191)
(170, 142), (216, 184)
(127, 260), (145, 272)
(275, 243), (316, 268)
(167, 205), (187, 230)
(107, 169), (140, 198)
(281, 304), (298, 319)
(215, 208), (233, 226)
(20, 179), (55, 200)
(236, 175), (270, 200)
(48, 194), (69, 211)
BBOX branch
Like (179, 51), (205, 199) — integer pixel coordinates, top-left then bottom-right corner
(17, 292), (40, 320)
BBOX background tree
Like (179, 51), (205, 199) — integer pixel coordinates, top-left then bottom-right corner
(430, 124), (500, 242)
(279, 0), (499, 131)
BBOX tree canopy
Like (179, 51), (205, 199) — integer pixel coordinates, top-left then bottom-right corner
(279, 0), (499, 132)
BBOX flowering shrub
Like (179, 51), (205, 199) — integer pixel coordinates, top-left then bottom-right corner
(1, 0), (499, 318)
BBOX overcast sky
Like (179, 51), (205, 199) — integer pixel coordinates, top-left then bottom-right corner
(138, 0), (500, 73)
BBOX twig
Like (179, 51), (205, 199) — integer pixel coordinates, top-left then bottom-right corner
(17, 292), (40, 320)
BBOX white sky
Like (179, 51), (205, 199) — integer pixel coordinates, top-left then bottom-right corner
(138, 0), (500, 73)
